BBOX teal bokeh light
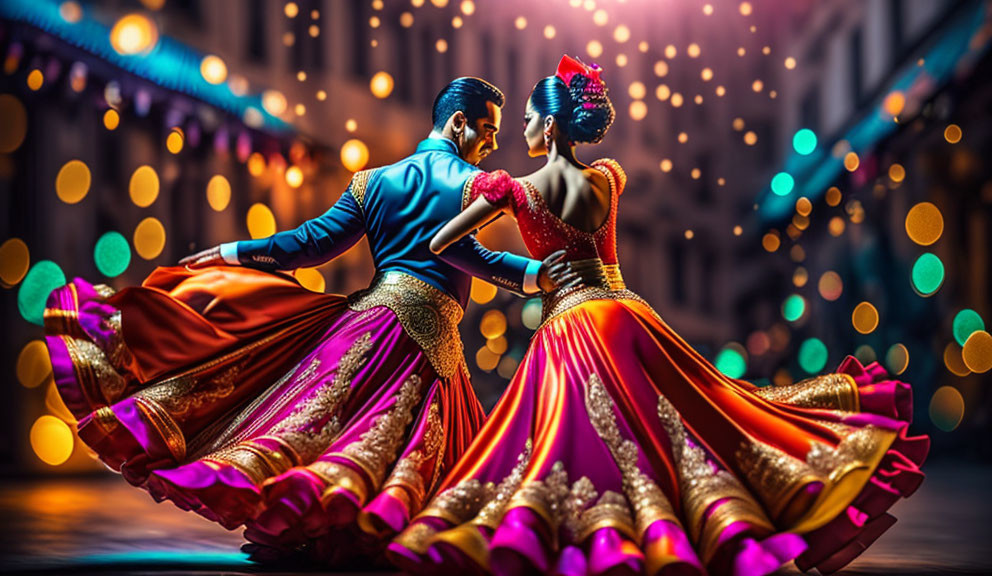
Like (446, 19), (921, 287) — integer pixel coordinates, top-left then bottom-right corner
(715, 348), (747, 379)
(952, 309), (985, 347)
(771, 172), (795, 196)
(94, 231), (131, 278)
(911, 252), (944, 296)
(17, 260), (66, 325)
(782, 294), (806, 322)
(793, 128), (817, 155)
(799, 337), (828, 373)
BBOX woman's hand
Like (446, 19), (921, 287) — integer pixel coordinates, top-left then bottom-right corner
(179, 246), (225, 269)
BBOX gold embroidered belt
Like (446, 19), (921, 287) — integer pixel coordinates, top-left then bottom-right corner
(348, 271), (466, 379)
(540, 258), (647, 327)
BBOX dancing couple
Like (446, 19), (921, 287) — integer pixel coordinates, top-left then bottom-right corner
(44, 55), (927, 575)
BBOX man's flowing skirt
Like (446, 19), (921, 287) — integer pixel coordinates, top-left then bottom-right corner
(44, 266), (484, 565)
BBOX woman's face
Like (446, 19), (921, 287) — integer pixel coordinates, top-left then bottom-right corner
(523, 98), (547, 157)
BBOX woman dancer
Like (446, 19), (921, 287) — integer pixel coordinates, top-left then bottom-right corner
(388, 56), (928, 576)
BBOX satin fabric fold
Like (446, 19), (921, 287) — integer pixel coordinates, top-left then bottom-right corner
(388, 297), (927, 576)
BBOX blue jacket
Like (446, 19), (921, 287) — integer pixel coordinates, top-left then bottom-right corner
(233, 138), (539, 308)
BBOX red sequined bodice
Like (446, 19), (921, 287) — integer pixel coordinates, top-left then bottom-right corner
(465, 159), (626, 264)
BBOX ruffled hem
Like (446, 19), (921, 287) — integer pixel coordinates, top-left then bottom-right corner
(792, 360), (929, 574)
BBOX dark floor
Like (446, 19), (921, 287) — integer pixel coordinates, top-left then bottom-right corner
(0, 462), (989, 575)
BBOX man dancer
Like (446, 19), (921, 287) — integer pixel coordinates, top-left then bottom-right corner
(180, 78), (566, 562)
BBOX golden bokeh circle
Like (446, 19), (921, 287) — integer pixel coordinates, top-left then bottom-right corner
(761, 232), (780, 252)
(341, 139), (370, 173)
(206, 175), (231, 211)
(929, 386), (964, 432)
(962, 330), (992, 374)
(129, 165), (159, 207)
(133, 217), (166, 260)
(904, 202), (943, 246)
(852, 301), (879, 334)
(247, 203), (276, 239)
(944, 124), (962, 144)
(470, 278), (497, 305)
(56, 160), (91, 204)
(0, 94), (28, 153)
(369, 71), (394, 99)
(17, 340), (52, 389)
(294, 267), (326, 293)
(0, 237), (30, 286)
(480, 309), (507, 339)
(30, 415), (74, 466)
(944, 341), (971, 376)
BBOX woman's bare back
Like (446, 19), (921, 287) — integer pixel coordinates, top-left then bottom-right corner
(521, 162), (611, 233)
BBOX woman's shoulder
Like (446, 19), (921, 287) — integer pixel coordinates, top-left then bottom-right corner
(589, 158), (627, 194)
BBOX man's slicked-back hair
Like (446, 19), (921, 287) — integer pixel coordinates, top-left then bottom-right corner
(431, 77), (505, 132)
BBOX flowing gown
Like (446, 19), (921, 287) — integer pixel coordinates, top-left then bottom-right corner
(387, 160), (929, 576)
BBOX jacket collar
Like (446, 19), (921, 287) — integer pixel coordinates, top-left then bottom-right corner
(416, 137), (460, 156)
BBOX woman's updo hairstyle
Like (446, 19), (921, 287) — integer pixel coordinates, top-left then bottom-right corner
(529, 55), (615, 145)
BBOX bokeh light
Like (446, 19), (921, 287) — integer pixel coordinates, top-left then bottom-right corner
(929, 386), (964, 432)
(522, 298), (542, 330)
(30, 415), (74, 466)
(247, 203), (276, 239)
(952, 309), (985, 347)
(17, 340), (52, 389)
(294, 268), (326, 293)
(911, 253), (944, 296)
(285, 166), (304, 188)
(944, 124), (962, 143)
(475, 345), (499, 372)
(0, 238), (30, 287)
(110, 13), (159, 55)
(17, 261), (65, 325)
(129, 165), (160, 207)
(56, 160), (91, 204)
(166, 128), (184, 154)
(715, 346), (747, 378)
(855, 344), (877, 364)
(799, 337), (828, 373)
(94, 231), (131, 277)
(762, 231), (780, 252)
(103, 108), (120, 130)
(782, 294), (806, 322)
(341, 139), (370, 172)
(247, 153), (266, 177)
(962, 331), (992, 373)
(852, 301), (879, 334)
(486, 336), (508, 355)
(771, 172), (794, 196)
(262, 90), (288, 115)
(470, 278), (497, 305)
(792, 129), (817, 155)
(904, 202), (944, 246)
(0, 94), (28, 153)
(370, 71), (394, 98)
(587, 40), (603, 58)
(818, 271), (843, 301)
(888, 163), (906, 182)
(826, 186), (842, 206)
(200, 54), (228, 84)
(944, 341), (971, 376)
(629, 101), (648, 121)
(883, 91), (905, 117)
(843, 151), (860, 171)
(885, 343), (909, 375)
(796, 197), (812, 216)
(479, 309), (507, 339)
(206, 175), (231, 211)
(133, 217), (166, 260)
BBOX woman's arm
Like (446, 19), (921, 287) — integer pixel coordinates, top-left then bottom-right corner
(429, 196), (504, 255)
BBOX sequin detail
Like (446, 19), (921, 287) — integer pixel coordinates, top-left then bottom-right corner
(753, 373), (860, 412)
(348, 168), (378, 210)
